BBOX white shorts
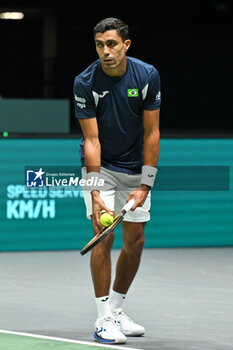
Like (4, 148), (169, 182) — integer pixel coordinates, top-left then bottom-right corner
(81, 167), (151, 222)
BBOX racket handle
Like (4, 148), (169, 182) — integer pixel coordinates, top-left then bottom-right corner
(122, 199), (135, 213)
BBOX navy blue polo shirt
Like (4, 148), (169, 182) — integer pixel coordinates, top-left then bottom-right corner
(73, 56), (161, 174)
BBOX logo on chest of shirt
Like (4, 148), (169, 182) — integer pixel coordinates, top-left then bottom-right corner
(92, 91), (109, 107)
(98, 91), (109, 98)
(128, 89), (139, 97)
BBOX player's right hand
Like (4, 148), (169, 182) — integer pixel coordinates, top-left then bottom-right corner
(91, 191), (114, 228)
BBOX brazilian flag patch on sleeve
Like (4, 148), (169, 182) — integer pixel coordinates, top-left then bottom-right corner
(128, 89), (139, 97)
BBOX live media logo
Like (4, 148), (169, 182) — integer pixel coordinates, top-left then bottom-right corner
(26, 168), (45, 187)
(25, 167), (104, 188)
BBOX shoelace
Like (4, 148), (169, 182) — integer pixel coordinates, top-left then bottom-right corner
(104, 316), (119, 328)
(115, 311), (133, 325)
(96, 317), (116, 332)
(104, 316), (116, 324)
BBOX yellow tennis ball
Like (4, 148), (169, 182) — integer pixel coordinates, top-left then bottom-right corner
(100, 212), (114, 227)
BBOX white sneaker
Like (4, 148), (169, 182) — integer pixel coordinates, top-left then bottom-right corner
(113, 308), (145, 336)
(93, 316), (127, 344)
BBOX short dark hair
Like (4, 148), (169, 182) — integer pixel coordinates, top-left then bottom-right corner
(93, 18), (129, 42)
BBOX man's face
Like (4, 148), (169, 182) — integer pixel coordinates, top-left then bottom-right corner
(95, 30), (131, 73)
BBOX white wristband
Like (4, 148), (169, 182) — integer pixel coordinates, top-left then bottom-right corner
(140, 165), (158, 188)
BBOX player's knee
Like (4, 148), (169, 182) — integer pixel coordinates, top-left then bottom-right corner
(94, 231), (114, 255)
(124, 232), (145, 256)
(134, 234), (145, 252)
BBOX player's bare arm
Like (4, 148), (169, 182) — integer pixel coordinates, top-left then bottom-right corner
(142, 108), (160, 167)
(127, 109), (160, 210)
(78, 118), (112, 225)
(78, 117), (100, 173)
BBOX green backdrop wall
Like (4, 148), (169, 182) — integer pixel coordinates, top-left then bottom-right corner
(0, 138), (232, 251)
(0, 99), (70, 133)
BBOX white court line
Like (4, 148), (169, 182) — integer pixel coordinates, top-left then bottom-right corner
(0, 330), (142, 350)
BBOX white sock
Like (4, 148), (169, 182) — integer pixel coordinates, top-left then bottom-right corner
(95, 295), (112, 319)
(109, 290), (126, 312)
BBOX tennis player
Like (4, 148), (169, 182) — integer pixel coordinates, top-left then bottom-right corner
(74, 18), (161, 344)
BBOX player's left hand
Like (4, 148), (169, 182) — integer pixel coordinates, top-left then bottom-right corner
(126, 184), (150, 211)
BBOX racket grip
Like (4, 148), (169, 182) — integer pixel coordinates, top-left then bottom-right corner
(122, 199), (135, 213)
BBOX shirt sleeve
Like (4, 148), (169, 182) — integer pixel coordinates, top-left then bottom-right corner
(142, 67), (161, 111)
(73, 76), (96, 119)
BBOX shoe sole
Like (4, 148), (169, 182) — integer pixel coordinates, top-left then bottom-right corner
(93, 332), (126, 344)
(123, 331), (145, 336)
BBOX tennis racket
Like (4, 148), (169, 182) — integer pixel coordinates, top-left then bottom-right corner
(80, 199), (135, 255)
